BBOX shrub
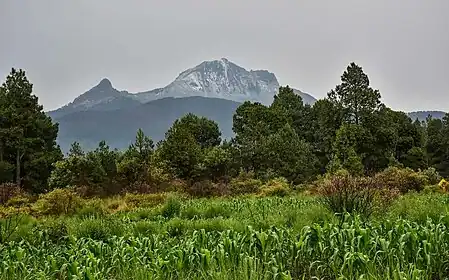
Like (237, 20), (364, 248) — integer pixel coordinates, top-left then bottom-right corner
(133, 221), (159, 236)
(161, 196), (181, 219)
(186, 180), (226, 197)
(290, 204), (337, 231)
(375, 167), (428, 193)
(40, 219), (69, 242)
(203, 204), (231, 219)
(319, 173), (393, 218)
(76, 199), (106, 218)
(423, 184), (442, 194)
(6, 195), (32, 208)
(166, 218), (186, 237)
(33, 188), (83, 216)
(386, 193), (449, 223)
(420, 167), (442, 185)
(130, 208), (159, 221)
(0, 183), (23, 205)
(229, 172), (262, 195)
(259, 178), (290, 197)
(181, 206), (202, 220)
(0, 214), (24, 243)
(71, 217), (124, 241)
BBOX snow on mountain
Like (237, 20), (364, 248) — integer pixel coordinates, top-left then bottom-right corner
(134, 58), (306, 105)
(49, 58), (317, 118)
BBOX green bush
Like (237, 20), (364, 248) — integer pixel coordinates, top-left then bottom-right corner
(229, 172), (262, 195)
(386, 193), (449, 223)
(71, 217), (124, 241)
(181, 206), (202, 220)
(128, 208), (160, 221)
(166, 218), (186, 237)
(76, 199), (106, 218)
(133, 221), (159, 236)
(375, 167), (428, 193)
(6, 195), (32, 208)
(290, 204), (336, 231)
(40, 218), (69, 242)
(203, 204), (231, 219)
(419, 167), (442, 185)
(161, 196), (181, 219)
(259, 178), (290, 197)
(33, 188), (83, 216)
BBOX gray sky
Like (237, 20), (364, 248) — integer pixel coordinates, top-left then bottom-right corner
(1, 1), (448, 112)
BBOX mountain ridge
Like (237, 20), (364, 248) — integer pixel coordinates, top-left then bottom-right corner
(48, 58), (316, 118)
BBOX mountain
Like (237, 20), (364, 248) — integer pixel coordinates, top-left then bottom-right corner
(47, 58), (318, 152)
(49, 78), (141, 119)
(55, 96), (240, 152)
(407, 111), (446, 122)
(48, 58), (316, 119)
(135, 58), (283, 104)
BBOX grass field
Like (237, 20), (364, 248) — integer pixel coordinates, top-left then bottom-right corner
(1, 192), (449, 279)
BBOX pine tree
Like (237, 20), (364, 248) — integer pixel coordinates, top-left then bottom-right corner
(0, 68), (62, 192)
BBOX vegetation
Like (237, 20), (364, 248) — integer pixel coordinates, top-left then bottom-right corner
(2, 63), (449, 278)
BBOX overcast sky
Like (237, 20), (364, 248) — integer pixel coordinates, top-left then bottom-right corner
(1, 1), (448, 111)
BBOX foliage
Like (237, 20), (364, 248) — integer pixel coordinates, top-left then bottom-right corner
(186, 180), (227, 197)
(201, 145), (233, 180)
(157, 124), (203, 180)
(0, 68), (62, 192)
(420, 167), (442, 185)
(33, 188), (83, 216)
(258, 177), (291, 197)
(70, 217), (124, 241)
(124, 193), (168, 208)
(319, 173), (393, 218)
(0, 183), (23, 204)
(161, 196), (182, 219)
(0, 214), (23, 243)
(3, 212), (449, 279)
(375, 166), (428, 193)
(229, 172), (262, 195)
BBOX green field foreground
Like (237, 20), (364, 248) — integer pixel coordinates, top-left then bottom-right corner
(2, 194), (449, 279)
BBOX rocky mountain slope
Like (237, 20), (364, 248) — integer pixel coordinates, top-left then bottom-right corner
(48, 58), (316, 119)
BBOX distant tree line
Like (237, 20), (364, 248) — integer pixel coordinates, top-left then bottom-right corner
(1, 63), (449, 195)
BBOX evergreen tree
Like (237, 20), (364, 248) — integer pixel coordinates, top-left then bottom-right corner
(328, 62), (382, 125)
(0, 68), (62, 192)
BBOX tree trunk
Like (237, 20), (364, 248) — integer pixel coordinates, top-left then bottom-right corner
(16, 150), (21, 186)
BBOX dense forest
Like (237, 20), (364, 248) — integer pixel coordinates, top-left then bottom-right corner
(0, 63), (448, 196)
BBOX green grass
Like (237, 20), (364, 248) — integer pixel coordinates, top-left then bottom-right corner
(1, 193), (449, 279)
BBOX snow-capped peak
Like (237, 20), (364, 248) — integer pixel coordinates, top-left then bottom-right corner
(161, 58), (279, 104)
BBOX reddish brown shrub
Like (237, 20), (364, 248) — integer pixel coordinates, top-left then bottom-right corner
(186, 180), (229, 197)
(319, 173), (398, 218)
(0, 183), (23, 204)
(375, 167), (428, 193)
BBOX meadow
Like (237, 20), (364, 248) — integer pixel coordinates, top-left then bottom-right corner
(2, 189), (449, 279)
